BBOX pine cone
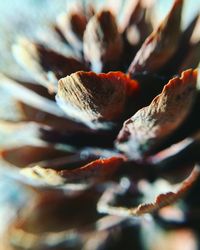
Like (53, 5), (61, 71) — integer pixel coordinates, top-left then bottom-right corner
(0, 0), (200, 249)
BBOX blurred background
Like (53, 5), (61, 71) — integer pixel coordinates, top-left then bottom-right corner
(0, 0), (199, 78)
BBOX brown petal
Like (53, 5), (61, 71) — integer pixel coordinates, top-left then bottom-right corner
(18, 101), (88, 133)
(0, 120), (79, 151)
(0, 74), (93, 137)
(20, 156), (124, 187)
(97, 166), (200, 216)
(0, 74), (64, 117)
(120, 0), (152, 42)
(0, 121), (46, 148)
(119, 1), (153, 71)
(11, 189), (100, 234)
(56, 71), (139, 129)
(179, 41), (200, 72)
(0, 146), (68, 169)
(116, 69), (198, 160)
(39, 125), (117, 148)
(12, 38), (88, 92)
(128, 0), (183, 75)
(161, 15), (199, 76)
(119, 0), (143, 33)
(135, 166), (200, 215)
(56, 5), (87, 52)
(9, 215), (135, 250)
(0, 74), (96, 136)
(25, 150), (101, 171)
(149, 130), (200, 177)
(60, 156), (124, 182)
(83, 10), (123, 72)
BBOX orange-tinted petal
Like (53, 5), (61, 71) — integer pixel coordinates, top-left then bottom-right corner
(116, 69), (198, 160)
(60, 156), (124, 182)
(98, 166), (200, 216)
(57, 71), (139, 129)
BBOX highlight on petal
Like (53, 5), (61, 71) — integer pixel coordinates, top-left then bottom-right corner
(56, 71), (139, 129)
(0, 74), (94, 135)
(97, 166), (200, 216)
(161, 15), (199, 76)
(0, 145), (121, 189)
(9, 212), (134, 250)
(0, 145), (68, 169)
(0, 83), (26, 122)
(179, 41), (200, 72)
(116, 69), (198, 160)
(0, 121), (47, 148)
(0, 73), (65, 118)
(120, 0), (152, 43)
(12, 38), (87, 92)
(60, 156), (124, 182)
(56, 4), (87, 52)
(148, 130), (200, 178)
(83, 10), (123, 72)
(128, 0), (183, 75)
(20, 156), (124, 187)
(10, 189), (99, 235)
(20, 166), (66, 186)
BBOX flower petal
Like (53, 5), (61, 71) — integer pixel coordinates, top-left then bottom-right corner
(56, 4), (87, 52)
(161, 15), (199, 76)
(128, 0), (183, 75)
(0, 121), (47, 148)
(116, 69), (198, 160)
(149, 130), (200, 176)
(20, 156), (124, 187)
(11, 189), (100, 234)
(12, 38), (88, 92)
(0, 145), (68, 169)
(179, 41), (200, 72)
(97, 166), (200, 216)
(0, 74), (64, 118)
(56, 71), (139, 129)
(60, 156), (124, 182)
(83, 10), (123, 72)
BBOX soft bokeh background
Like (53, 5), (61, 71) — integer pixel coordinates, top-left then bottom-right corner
(0, 0), (199, 78)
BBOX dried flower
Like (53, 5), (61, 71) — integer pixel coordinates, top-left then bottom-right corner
(0, 0), (200, 249)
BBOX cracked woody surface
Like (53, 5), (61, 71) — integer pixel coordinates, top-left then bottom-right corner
(0, 0), (200, 249)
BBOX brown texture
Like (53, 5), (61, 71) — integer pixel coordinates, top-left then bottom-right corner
(116, 69), (198, 160)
